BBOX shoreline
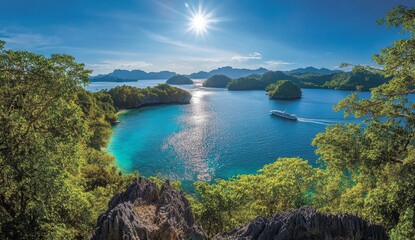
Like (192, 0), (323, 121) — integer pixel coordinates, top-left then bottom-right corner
(116, 109), (130, 116)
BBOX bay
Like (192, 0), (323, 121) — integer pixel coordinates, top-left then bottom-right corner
(86, 80), (369, 188)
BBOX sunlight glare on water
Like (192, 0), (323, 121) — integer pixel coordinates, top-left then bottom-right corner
(165, 89), (215, 181)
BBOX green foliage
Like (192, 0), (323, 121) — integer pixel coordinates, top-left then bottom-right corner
(106, 84), (192, 109)
(0, 42), (133, 239)
(148, 175), (182, 191)
(260, 71), (288, 84)
(203, 74), (232, 88)
(227, 76), (267, 90)
(322, 66), (389, 90)
(266, 80), (302, 99)
(390, 208), (415, 240)
(193, 158), (317, 236)
(227, 69), (388, 91)
(312, 5), (415, 238)
(166, 74), (193, 85)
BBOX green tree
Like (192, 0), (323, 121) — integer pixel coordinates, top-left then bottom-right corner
(0, 41), (132, 239)
(312, 5), (415, 238)
(193, 158), (317, 236)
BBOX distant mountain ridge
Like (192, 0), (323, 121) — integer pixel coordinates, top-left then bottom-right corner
(188, 66), (269, 79)
(91, 69), (176, 82)
(285, 66), (343, 75)
(90, 66), (343, 82)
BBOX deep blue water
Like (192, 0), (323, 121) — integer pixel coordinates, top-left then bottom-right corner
(86, 80), (369, 186)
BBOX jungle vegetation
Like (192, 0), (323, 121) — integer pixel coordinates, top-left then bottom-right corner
(266, 80), (302, 99)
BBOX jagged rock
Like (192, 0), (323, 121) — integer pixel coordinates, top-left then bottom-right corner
(92, 178), (387, 240)
(214, 207), (388, 240)
(91, 178), (208, 240)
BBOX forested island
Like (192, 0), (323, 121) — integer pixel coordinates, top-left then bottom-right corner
(227, 76), (267, 90)
(166, 75), (194, 85)
(266, 80), (302, 99)
(202, 74), (232, 88)
(105, 84), (192, 109)
(1, 5), (415, 240)
(226, 66), (389, 91)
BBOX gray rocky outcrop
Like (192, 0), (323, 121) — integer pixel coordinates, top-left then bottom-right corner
(214, 207), (388, 240)
(92, 178), (387, 240)
(91, 178), (208, 240)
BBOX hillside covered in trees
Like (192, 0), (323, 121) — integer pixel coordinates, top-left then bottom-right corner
(166, 75), (194, 85)
(202, 74), (232, 88)
(266, 80), (302, 99)
(105, 84), (192, 109)
(227, 67), (390, 91)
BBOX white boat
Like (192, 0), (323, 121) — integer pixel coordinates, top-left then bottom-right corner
(270, 110), (297, 121)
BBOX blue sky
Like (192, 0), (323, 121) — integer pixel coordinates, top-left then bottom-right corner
(1, 0), (414, 74)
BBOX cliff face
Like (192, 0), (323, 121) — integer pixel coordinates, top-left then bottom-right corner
(91, 178), (208, 240)
(91, 178), (388, 240)
(214, 207), (388, 240)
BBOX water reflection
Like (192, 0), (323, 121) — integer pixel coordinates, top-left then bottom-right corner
(165, 87), (214, 181)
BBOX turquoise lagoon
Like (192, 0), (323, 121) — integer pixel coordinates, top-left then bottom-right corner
(86, 80), (369, 187)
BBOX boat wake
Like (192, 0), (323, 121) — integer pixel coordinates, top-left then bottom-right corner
(297, 117), (350, 125)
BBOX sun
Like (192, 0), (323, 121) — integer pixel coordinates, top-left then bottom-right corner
(190, 13), (208, 34)
(186, 3), (216, 37)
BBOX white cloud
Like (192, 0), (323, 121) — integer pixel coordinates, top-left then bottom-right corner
(231, 52), (262, 62)
(265, 60), (291, 66)
(263, 60), (292, 70)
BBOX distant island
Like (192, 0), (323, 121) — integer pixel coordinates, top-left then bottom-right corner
(89, 65), (388, 91)
(227, 67), (389, 91)
(203, 74), (232, 88)
(105, 84), (192, 109)
(266, 80), (302, 99)
(166, 75), (194, 85)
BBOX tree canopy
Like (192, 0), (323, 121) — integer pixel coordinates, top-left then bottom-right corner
(203, 74), (232, 88)
(266, 80), (302, 99)
(166, 75), (193, 85)
(312, 6), (415, 238)
(226, 69), (389, 91)
(0, 40), (134, 239)
(227, 76), (267, 90)
(106, 84), (192, 109)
